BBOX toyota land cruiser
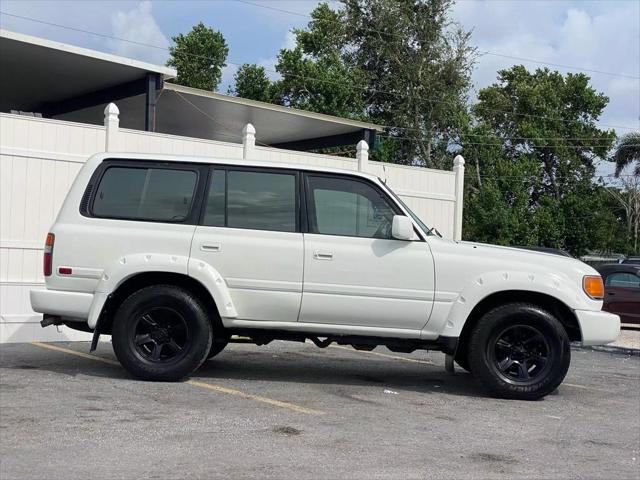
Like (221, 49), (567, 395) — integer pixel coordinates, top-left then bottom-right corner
(31, 153), (620, 399)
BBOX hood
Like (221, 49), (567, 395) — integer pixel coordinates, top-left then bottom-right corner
(430, 238), (599, 279)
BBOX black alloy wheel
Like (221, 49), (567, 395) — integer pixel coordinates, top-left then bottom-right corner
(466, 302), (571, 400)
(132, 308), (190, 363)
(112, 285), (213, 381)
(488, 325), (550, 384)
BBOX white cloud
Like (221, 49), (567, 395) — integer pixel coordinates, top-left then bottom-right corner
(283, 30), (297, 51)
(454, 1), (640, 132)
(109, 1), (170, 65)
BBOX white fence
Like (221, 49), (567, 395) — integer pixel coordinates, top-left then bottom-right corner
(0, 104), (465, 343)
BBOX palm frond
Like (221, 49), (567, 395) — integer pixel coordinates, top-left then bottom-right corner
(614, 132), (640, 177)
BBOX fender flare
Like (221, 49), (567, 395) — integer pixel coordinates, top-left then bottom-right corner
(86, 253), (237, 330)
(433, 269), (588, 338)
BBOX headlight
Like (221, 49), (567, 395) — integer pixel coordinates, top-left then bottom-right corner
(583, 275), (604, 300)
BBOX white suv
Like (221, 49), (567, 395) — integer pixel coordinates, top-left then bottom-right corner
(31, 153), (620, 399)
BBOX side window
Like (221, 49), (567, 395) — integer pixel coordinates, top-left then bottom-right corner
(92, 166), (197, 222)
(202, 169), (297, 232)
(605, 272), (640, 289)
(306, 175), (397, 239)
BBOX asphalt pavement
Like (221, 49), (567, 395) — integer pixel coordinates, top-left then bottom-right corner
(0, 340), (638, 480)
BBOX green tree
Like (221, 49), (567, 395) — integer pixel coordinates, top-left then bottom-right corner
(613, 132), (640, 176)
(463, 67), (622, 256)
(229, 64), (273, 102)
(230, 1), (475, 165)
(473, 66), (615, 199)
(167, 22), (229, 91)
(272, 3), (368, 118)
(343, 0), (476, 168)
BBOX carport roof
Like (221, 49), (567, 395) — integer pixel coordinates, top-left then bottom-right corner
(155, 83), (382, 146)
(0, 29), (382, 148)
(0, 29), (175, 112)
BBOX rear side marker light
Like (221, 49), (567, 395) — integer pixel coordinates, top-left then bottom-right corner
(58, 267), (72, 275)
(583, 275), (604, 300)
(43, 233), (54, 277)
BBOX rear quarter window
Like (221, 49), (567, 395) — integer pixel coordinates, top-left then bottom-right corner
(92, 166), (198, 222)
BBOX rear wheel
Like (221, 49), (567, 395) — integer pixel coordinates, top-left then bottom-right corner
(112, 285), (212, 381)
(467, 303), (570, 400)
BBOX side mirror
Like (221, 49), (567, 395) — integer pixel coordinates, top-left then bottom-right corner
(392, 215), (414, 241)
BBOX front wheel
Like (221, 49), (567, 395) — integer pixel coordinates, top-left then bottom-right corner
(207, 338), (229, 359)
(112, 285), (212, 381)
(467, 303), (570, 400)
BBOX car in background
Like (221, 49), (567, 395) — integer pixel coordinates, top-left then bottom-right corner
(621, 256), (640, 265)
(596, 264), (640, 325)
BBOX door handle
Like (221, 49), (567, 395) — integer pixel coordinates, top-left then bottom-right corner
(313, 250), (333, 260)
(201, 243), (221, 252)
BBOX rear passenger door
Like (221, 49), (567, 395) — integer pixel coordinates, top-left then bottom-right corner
(190, 166), (303, 322)
(298, 173), (435, 331)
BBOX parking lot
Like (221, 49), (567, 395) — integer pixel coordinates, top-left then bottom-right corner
(1, 340), (638, 480)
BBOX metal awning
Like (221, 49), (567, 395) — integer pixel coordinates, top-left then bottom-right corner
(0, 29), (381, 149)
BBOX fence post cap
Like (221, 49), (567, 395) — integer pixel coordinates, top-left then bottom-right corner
(104, 102), (119, 117)
(453, 155), (465, 167)
(356, 139), (369, 151)
(242, 123), (256, 135)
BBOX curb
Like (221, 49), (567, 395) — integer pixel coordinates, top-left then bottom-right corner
(579, 345), (640, 357)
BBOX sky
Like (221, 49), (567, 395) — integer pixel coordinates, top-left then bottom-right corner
(1, 0), (638, 173)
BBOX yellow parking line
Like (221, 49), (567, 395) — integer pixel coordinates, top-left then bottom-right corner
(31, 341), (120, 365)
(186, 380), (325, 415)
(329, 344), (434, 365)
(30, 341), (324, 415)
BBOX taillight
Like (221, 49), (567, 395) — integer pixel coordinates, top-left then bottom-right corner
(43, 233), (54, 277)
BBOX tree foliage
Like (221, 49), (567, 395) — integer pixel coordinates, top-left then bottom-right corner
(229, 0), (474, 168)
(342, 0), (475, 168)
(613, 132), (640, 176)
(229, 64), (273, 102)
(463, 67), (623, 256)
(473, 67), (615, 200)
(167, 22), (229, 91)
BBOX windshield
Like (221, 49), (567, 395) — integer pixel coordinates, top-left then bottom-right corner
(383, 181), (432, 235)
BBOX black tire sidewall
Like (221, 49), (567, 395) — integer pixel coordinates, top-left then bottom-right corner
(468, 303), (571, 400)
(112, 285), (212, 381)
(207, 339), (229, 359)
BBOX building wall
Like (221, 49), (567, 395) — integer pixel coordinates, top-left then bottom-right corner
(0, 112), (461, 343)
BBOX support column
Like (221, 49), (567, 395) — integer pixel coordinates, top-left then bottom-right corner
(144, 73), (162, 132)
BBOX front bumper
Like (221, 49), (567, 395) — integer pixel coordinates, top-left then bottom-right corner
(30, 288), (93, 320)
(575, 309), (620, 346)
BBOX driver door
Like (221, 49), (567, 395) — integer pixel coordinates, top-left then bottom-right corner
(299, 173), (435, 331)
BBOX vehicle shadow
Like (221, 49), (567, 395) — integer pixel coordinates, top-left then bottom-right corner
(0, 342), (489, 398)
(194, 346), (489, 398)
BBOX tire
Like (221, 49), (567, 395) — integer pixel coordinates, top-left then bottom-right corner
(467, 302), (570, 400)
(207, 338), (229, 359)
(112, 285), (212, 381)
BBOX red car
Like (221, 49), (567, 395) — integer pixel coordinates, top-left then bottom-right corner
(596, 264), (640, 325)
